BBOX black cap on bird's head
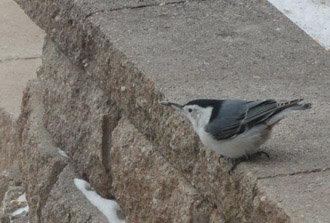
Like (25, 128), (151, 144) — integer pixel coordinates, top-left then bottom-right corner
(159, 99), (222, 111)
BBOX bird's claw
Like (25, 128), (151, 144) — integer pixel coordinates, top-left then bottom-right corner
(228, 151), (271, 174)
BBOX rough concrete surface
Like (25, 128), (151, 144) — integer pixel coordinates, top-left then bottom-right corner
(39, 38), (121, 198)
(18, 80), (112, 222)
(41, 164), (109, 223)
(12, 0), (330, 222)
(0, 186), (28, 223)
(35, 36), (222, 222)
(0, 108), (18, 172)
(111, 118), (221, 222)
(18, 80), (70, 222)
(255, 170), (330, 223)
(0, 169), (22, 211)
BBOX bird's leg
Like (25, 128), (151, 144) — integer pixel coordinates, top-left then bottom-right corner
(229, 156), (247, 174)
(218, 155), (225, 164)
(253, 151), (270, 160)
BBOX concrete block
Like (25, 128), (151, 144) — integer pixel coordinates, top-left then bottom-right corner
(110, 118), (221, 222)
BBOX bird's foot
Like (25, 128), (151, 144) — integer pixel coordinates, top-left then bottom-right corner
(252, 151), (270, 160)
(218, 155), (225, 164)
(229, 156), (247, 174)
(228, 151), (270, 174)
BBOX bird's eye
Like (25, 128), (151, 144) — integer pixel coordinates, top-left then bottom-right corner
(188, 108), (193, 113)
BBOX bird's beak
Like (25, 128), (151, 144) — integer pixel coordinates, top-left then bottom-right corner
(159, 101), (184, 111)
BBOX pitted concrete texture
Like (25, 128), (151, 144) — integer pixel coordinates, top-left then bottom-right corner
(14, 0), (330, 222)
(41, 164), (109, 223)
(18, 80), (110, 222)
(39, 38), (120, 199)
(111, 118), (222, 222)
(0, 108), (17, 172)
(32, 37), (223, 222)
(0, 0), (44, 118)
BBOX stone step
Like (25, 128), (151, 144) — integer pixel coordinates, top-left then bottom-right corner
(24, 36), (224, 222)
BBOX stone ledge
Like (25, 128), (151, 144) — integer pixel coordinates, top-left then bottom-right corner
(14, 0), (330, 222)
(34, 36), (223, 222)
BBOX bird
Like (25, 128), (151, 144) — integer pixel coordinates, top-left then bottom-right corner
(159, 98), (312, 173)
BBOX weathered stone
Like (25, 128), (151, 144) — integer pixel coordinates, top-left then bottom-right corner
(0, 109), (18, 173)
(37, 37), (121, 198)
(31, 37), (224, 222)
(1, 186), (25, 215)
(0, 186), (28, 223)
(8, 213), (29, 223)
(209, 209), (227, 223)
(41, 164), (108, 223)
(18, 80), (69, 222)
(110, 118), (221, 222)
(0, 169), (22, 210)
(18, 79), (119, 222)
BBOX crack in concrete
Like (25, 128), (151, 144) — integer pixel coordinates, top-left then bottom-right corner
(257, 166), (330, 181)
(101, 112), (121, 177)
(0, 56), (41, 63)
(84, 1), (186, 19)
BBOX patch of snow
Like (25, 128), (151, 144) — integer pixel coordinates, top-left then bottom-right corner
(16, 193), (26, 202)
(11, 193), (29, 217)
(74, 178), (125, 223)
(57, 148), (70, 159)
(12, 206), (29, 216)
(268, 0), (330, 50)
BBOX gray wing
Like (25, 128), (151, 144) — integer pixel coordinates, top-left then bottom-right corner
(205, 99), (278, 140)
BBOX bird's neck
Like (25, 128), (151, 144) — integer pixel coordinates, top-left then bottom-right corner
(190, 107), (213, 134)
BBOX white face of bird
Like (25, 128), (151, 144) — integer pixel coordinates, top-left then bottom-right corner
(159, 101), (213, 132)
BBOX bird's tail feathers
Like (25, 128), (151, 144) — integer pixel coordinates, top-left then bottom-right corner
(288, 103), (312, 111)
(268, 99), (312, 125)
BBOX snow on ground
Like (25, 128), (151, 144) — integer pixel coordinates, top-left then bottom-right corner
(12, 206), (28, 216)
(11, 193), (29, 217)
(57, 147), (70, 159)
(268, 0), (330, 51)
(16, 193), (26, 202)
(74, 178), (125, 223)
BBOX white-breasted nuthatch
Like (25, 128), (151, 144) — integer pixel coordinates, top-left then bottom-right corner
(160, 99), (311, 173)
